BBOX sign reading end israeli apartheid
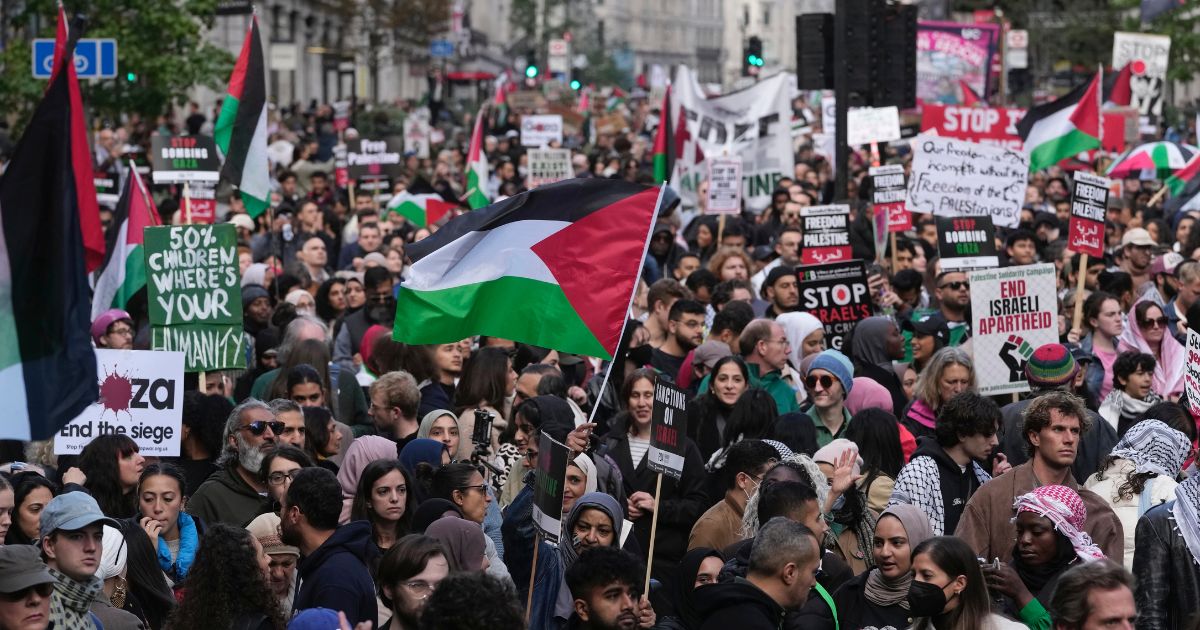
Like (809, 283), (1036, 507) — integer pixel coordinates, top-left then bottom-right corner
(648, 378), (688, 480)
(908, 136), (1028, 228)
(870, 165), (910, 232)
(55, 350), (184, 456)
(799, 260), (871, 351)
(145, 224), (245, 371)
(532, 434), (570, 543)
(1068, 171), (1109, 258)
(150, 135), (220, 184)
(801, 205), (852, 264)
(937, 215), (999, 272)
(969, 264), (1058, 395)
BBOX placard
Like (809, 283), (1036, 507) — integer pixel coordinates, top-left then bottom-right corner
(801, 204), (852, 264)
(94, 171), (120, 208)
(1185, 329), (1200, 419)
(507, 90), (547, 111)
(150, 135), (220, 184)
(346, 138), (404, 180)
(532, 434), (570, 543)
(145, 224), (245, 372)
(870, 165), (910, 232)
(1068, 171), (1109, 258)
(404, 109), (431, 159)
(527, 148), (573, 188)
(55, 350), (184, 456)
(908, 136), (1028, 229)
(333, 100), (351, 132)
(521, 115), (564, 147)
(647, 378), (688, 480)
(968, 264), (1058, 395)
(920, 104), (1026, 150)
(847, 106), (901, 146)
(798, 260), (871, 351)
(1113, 32), (1171, 118)
(707, 157), (743, 214)
(185, 184), (216, 224)
(937, 216), (999, 271)
(917, 21), (999, 105)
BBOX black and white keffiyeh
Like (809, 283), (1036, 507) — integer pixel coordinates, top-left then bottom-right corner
(1174, 473), (1200, 567)
(1111, 419), (1190, 478)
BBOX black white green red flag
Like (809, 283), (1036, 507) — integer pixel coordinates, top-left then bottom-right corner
(215, 16), (270, 217)
(92, 162), (161, 319)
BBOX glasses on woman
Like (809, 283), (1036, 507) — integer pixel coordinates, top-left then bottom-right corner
(0, 583), (53, 601)
(1139, 316), (1169, 329)
(268, 469), (302, 486)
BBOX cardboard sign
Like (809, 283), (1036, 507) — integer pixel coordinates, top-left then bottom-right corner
(647, 378), (688, 480)
(847, 106), (902, 146)
(937, 216), (999, 272)
(150, 135), (219, 184)
(94, 171), (120, 208)
(1113, 32), (1171, 118)
(969, 264), (1058, 395)
(347, 138), (404, 180)
(145, 224), (245, 372)
(919, 104), (1025, 150)
(527, 149), (573, 188)
(707, 157), (743, 214)
(55, 350), (184, 456)
(334, 144), (349, 188)
(801, 205), (852, 265)
(798, 260), (871, 351)
(185, 184), (216, 224)
(1185, 329), (1200, 420)
(908, 136), (1028, 229)
(532, 434), (570, 543)
(404, 109), (431, 159)
(521, 115), (564, 147)
(870, 165), (910, 232)
(507, 90), (547, 111)
(1068, 171), (1109, 258)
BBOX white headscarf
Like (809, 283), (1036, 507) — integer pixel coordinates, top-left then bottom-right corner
(776, 312), (823, 368)
(572, 453), (599, 495)
(99, 525), (127, 581)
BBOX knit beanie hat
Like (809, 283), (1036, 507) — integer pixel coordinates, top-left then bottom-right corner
(808, 349), (854, 394)
(1024, 343), (1078, 387)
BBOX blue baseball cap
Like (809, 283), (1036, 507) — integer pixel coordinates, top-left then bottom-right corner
(39, 492), (120, 540)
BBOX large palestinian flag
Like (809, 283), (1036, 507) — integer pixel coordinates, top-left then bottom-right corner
(392, 179), (661, 359)
(92, 163), (161, 319)
(1017, 72), (1102, 172)
(215, 17), (270, 217)
(0, 10), (98, 440)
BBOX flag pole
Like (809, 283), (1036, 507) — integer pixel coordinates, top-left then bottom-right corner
(525, 531), (540, 623)
(642, 472), (664, 595)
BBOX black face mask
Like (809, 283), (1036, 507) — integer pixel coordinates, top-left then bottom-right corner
(906, 580), (949, 617)
(367, 300), (396, 325)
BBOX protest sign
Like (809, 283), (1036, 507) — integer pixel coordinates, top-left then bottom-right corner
(333, 100), (351, 132)
(333, 144), (349, 188)
(671, 65), (794, 213)
(707, 157), (743, 214)
(358, 176), (394, 205)
(150, 135), (220, 184)
(847, 106), (901, 146)
(404, 109), (431, 158)
(521, 115), (564, 147)
(870, 165), (910, 232)
(56, 350), (184, 456)
(94, 171), (119, 208)
(798, 260), (870, 351)
(1113, 32), (1171, 117)
(647, 379), (688, 480)
(346, 138), (404, 180)
(1068, 172), (1109, 258)
(917, 21), (999, 105)
(908, 136), (1028, 229)
(145, 224), (245, 372)
(186, 184), (216, 224)
(920, 104), (1025, 150)
(527, 149), (573, 188)
(1186, 329), (1200, 419)
(937, 216), (999, 271)
(508, 90), (547, 111)
(801, 205), (852, 265)
(969, 264), (1058, 395)
(532, 434), (570, 543)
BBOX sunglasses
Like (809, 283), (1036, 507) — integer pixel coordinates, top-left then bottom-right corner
(805, 374), (837, 390)
(241, 420), (285, 436)
(939, 281), (969, 291)
(1139, 316), (1169, 329)
(0, 583), (53, 601)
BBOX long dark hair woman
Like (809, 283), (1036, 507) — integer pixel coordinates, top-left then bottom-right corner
(167, 523), (286, 630)
(136, 462), (204, 591)
(685, 355), (750, 461)
(79, 434), (146, 518)
(705, 388), (779, 472)
(351, 459), (417, 553)
(114, 517), (178, 630)
(314, 277), (347, 325)
(5, 471), (56, 545)
(453, 346), (517, 460)
(302, 406), (342, 473)
(843, 408), (906, 515)
(909, 536), (1024, 630)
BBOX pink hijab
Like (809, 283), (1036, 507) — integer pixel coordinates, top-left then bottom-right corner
(845, 376), (894, 415)
(1119, 298), (1185, 397)
(337, 436), (398, 524)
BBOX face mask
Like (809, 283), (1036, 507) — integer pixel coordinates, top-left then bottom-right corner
(906, 579), (949, 617)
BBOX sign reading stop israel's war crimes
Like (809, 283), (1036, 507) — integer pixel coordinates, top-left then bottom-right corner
(798, 260), (870, 351)
(969, 264), (1058, 395)
(145, 224), (245, 371)
(908, 136), (1028, 229)
(801, 205), (852, 264)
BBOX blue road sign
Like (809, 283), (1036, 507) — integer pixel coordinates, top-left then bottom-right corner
(32, 38), (118, 79)
(430, 39), (454, 58)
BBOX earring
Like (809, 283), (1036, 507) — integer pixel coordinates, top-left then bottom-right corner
(111, 577), (128, 609)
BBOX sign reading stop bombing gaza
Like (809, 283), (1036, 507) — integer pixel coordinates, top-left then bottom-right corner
(145, 224), (245, 371)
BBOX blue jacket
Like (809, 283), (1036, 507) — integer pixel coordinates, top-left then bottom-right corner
(502, 482), (564, 630)
(293, 521), (380, 626)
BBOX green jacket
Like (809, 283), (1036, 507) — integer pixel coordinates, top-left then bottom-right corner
(806, 404), (853, 448)
(186, 466), (266, 528)
(697, 362), (799, 415)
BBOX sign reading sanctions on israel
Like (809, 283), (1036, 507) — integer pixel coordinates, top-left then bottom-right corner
(968, 263), (1057, 395)
(145, 224), (245, 371)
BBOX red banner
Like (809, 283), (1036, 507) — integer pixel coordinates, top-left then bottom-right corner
(921, 104), (1129, 154)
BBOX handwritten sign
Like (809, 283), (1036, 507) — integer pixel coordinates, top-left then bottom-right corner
(1186, 329), (1200, 420)
(648, 378), (689, 480)
(798, 260), (870, 351)
(150, 135), (220, 184)
(937, 216), (999, 272)
(532, 434), (570, 543)
(908, 136), (1028, 229)
(870, 165), (910, 232)
(969, 264), (1058, 395)
(847, 106), (901, 146)
(801, 205), (852, 264)
(521, 115), (564, 147)
(527, 149), (573, 188)
(707, 157), (743, 214)
(1068, 171), (1109, 258)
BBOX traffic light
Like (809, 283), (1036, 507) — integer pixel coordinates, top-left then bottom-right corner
(570, 68), (583, 90)
(125, 72), (136, 82)
(743, 36), (764, 76)
(525, 64), (538, 79)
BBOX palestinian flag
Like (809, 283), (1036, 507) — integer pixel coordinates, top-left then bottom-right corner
(959, 79), (982, 106)
(1106, 63), (1132, 107)
(1106, 141), (1197, 179)
(652, 85), (673, 184)
(393, 179), (661, 359)
(465, 111), (489, 209)
(1017, 72), (1102, 172)
(1167, 154), (1200, 195)
(92, 162), (161, 319)
(215, 17), (270, 217)
(388, 191), (458, 228)
(0, 12), (99, 440)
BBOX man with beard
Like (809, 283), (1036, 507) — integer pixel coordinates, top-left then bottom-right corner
(1166, 260), (1200, 340)
(929, 270), (972, 345)
(187, 399), (280, 527)
(1118, 228), (1155, 290)
(565, 547), (655, 630)
(282, 468), (378, 625)
(762, 266), (799, 318)
(750, 227), (801, 295)
(333, 266), (395, 374)
(651, 299), (705, 381)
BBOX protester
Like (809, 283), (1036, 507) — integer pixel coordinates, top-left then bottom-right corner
(657, 548), (724, 630)
(418, 571), (525, 630)
(167, 523), (285, 630)
(77, 434), (145, 519)
(0, 544), (55, 630)
(842, 408), (905, 514)
(91, 309), (135, 350)
(731, 319), (800, 414)
(688, 440), (777, 551)
(188, 400), (279, 528)
(425, 517), (488, 573)
(136, 463), (202, 588)
(301, 406), (342, 472)
(369, 371), (423, 447)
(375, 534), (449, 630)
(1132, 470), (1200, 630)
(1049, 560), (1137, 630)
(685, 356), (750, 460)
(1071, 291), (1125, 402)
(37, 492), (120, 630)
(900, 347), (973, 442)
(1118, 300), (1186, 399)
(846, 317), (908, 414)
(6, 473), (56, 546)
(804, 349), (855, 448)
(907, 536), (1025, 630)
(246, 512), (301, 614)
(349, 459), (416, 553)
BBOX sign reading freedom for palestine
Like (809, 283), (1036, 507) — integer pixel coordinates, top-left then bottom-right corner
(145, 224), (245, 372)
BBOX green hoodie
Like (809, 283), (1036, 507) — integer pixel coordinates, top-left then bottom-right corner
(697, 362), (799, 415)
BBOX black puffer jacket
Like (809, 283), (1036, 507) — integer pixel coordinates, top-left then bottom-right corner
(1133, 501), (1200, 630)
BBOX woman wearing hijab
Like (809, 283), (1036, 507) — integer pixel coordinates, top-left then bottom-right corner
(1133, 471), (1200, 630)
(425, 516), (489, 573)
(411, 498), (464, 533)
(847, 316), (909, 416)
(658, 548), (725, 630)
(777, 312), (827, 368)
(982, 485), (1106, 630)
(1085, 419), (1192, 567)
(336, 436), (398, 524)
(1119, 299), (1186, 398)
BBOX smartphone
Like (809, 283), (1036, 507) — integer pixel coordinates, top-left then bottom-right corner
(472, 408), (494, 445)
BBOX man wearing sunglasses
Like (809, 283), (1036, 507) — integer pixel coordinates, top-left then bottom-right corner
(188, 399), (280, 528)
(803, 350), (854, 448)
(0, 544), (56, 630)
(931, 270), (972, 346)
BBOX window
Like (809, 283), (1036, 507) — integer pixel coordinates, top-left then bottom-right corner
(762, 2), (771, 26)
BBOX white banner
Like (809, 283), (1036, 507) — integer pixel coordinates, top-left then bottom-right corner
(520, 115), (564, 147)
(847, 106), (901, 146)
(56, 350), (185, 456)
(671, 66), (795, 212)
(527, 149), (573, 188)
(908, 136), (1028, 228)
(969, 264), (1059, 395)
(706, 157), (743, 214)
(1112, 32), (1171, 118)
